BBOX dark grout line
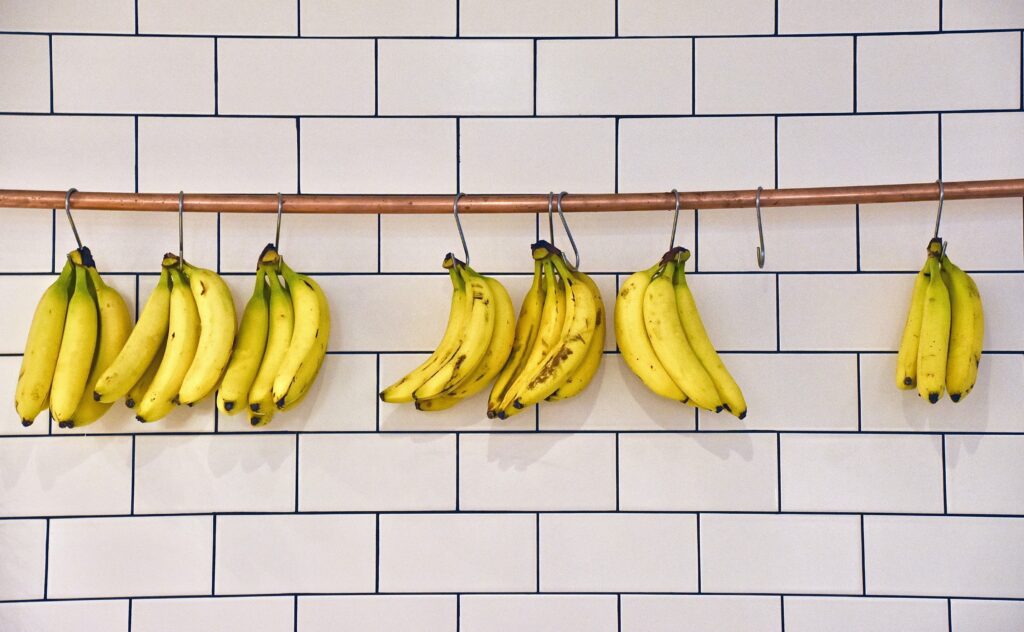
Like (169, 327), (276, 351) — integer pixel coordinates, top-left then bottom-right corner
(133, 115), (139, 193)
(532, 39), (538, 116)
(691, 38), (696, 115)
(130, 435), (137, 514)
(47, 35), (53, 113)
(695, 513), (702, 592)
(860, 514), (867, 594)
(535, 513), (541, 592)
(211, 514), (217, 594)
(296, 0), (301, 37)
(852, 36), (858, 113)
(776, 433), (782, 511)
(856, 353), (863, 431)
(373, 39), (379, 117)
(42, 518), (50, 599)
(614, 433), (620, 511)
(213, 38), (219, 115)
(375, 513), (381, 593)
(455, 433), (460, 511)
(295, 117), (301, 193)
(294, 434), (301, 512)
(941, 436), (949, 514)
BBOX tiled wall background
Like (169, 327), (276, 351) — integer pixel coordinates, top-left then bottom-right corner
(1, 1), (1023, 631)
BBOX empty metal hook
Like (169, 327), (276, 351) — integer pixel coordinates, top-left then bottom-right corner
(177, 191), (185, 270)
(64, 188), (83, 250)
(275, 192), (284, 250)
(668, 188), (681, 251)
(555, 191), (580, 269)
(547, 192), (556, 245)
(452, 192), (470, 265)
(755, 186), (766, 269)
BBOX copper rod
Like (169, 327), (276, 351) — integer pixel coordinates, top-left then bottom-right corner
(0, 178), (1022, 214)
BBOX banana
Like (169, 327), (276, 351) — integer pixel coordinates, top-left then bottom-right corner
(270, 261), (321, 404)
(643, 259), (722, 412)
(672, 249), (745, 418)
(50, 259), (99, 423)
(15, 259), (74, 426)
(94, 268), (171, 403)
(380, 257), (468, 403)
(126, 338), (164, 409)
(964, 273), (984, 396)
(276, 273), (331, 411)
(546, 269), (605, 402)
(416, 276), (514, 412)
(65, 265), (132, 428)
(249, 264), (293, 423)
(413, 265), (496, 400)
(136, 265), (201, 423)
(487, 259), (545, 416)
(942, 254), (983, 402)
(178, 261), (237, 405)
(218, 268), (270, 415)
(614, 260), (687, 403)
(895, 257), (930, 390)
(916, 251), (951, 404)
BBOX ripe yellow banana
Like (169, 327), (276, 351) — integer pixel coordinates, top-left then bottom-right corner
(643, 260), (722, 412)
(488, 259), (545, 416)
(15, 259), (74, 426)
(50, 260), (99, 424)
(218, 268), (270, 415)
(942, 254), (983, 402)
(615, 261), (687, 403)
(126, 338), (164, 409)
(270, 261), (321, 404)
(136, 265), (201, 423)
(546, 269), (605, 402)
(277, 277), (330, 411)
(895, 257), (930, 390)
(178, 261), (237, 405)
(672, 250), (745, 419)
(94, 268), (171, 403)
(249, 265), (293, 423)
(916, 253), (950, 404)
(65, 265), (132, 428)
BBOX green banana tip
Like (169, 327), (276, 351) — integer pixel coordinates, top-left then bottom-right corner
(258, 243), (280, 267)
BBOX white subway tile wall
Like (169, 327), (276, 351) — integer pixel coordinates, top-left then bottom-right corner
(0, 1), (1021, 630)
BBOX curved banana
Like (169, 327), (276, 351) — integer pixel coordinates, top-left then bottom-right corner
(94, 268), (171, 403)
(942, 254), (983, 402)
(218, 268), (270, 415)
(15, 259), (74, 426)
(643, 260), (722, 412)
(380, 259), (468, 403)
(614, 262), (687, 403)
(965, 273), (984, 397)
(126, 338), (164, 409)
(136, 266), (201, 423)
(488, 259), (544, 415)
(50, 261), (99, 423)
(896, 258), (930, 390)
(673, 250), (745, 418)
(277, 274), (331, 411)
(249, 265), (293, 423)
(65, 266), (132, 428)
(916, 253), (950, 404)
(178, 262), (237, 405)
(270, 261), (321, 404)
(546, 270), (605, 402)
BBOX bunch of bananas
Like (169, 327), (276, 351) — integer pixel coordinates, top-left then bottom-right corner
(380, 253), (515, 412)
(896, 238), (984, 403)
(16, 248), (132, 428)
(488, 241), (604, 419)
(615, 247), (746, 418)
(92, 253), (235, 423)
(217, 245), (330, 426)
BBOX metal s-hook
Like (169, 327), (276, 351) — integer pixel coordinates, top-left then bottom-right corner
(755, 186), (766, 269)
(178, 191), (185, 270)
(547, 192), (556, 245)
(668, 188), (680, 251)
(555, 191), (580, 269)
(932, 179), (948, 258)
(275, 192), (284, 250)
(452, 192), (470, 265)
(64, 188), (83, 250)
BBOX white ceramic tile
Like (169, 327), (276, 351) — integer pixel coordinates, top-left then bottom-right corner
(621, 595), (782, 632)
(0, 437), (131, 516)
(780, 434), (945, 513)
(944, 0), (1024, 29)
(540, 513), (698, 592)
(461, 0), (614, 35)
(778, 115), (937, 187)
(0, 519), (46, 600)
(858, 33), (1020, 112)
(618, 117), (775, 192)
(460, 595), (617, 632)
(701, 514), (863, 594)
(138, 117), (297, 193)
(53, 36), (214, 114)
(299, 434), (455, 511)
(0, 35), (49, 112)
(686, 274), (777, 350)
(138, 0), (297, 35)
(132, 597), (294, 632)
(299, 595), (456, 632)
(942, 112), (1024, 181)
(0, 115), (135, 191)
(864, 516), (1024, 598)
(619, 0), (775, 35)
(458, 433), (617, 510)
(48, 516), (213, 598)
(619, 433), (778, 510)
(300, 0), (456, 36)
(215, 514), (376, 594)
(0, 601), (129, 632)
(218, 39), (374, 115)
(378, 513), (536, 592)
(380, 213), (536, 273)
(860, 353), (1024, 433)
(536, 39), (692, 115)
(300, 118), (456, 194)
(859, 198), (1024, 271)
(378, 40), (532, 115)
(946, 435), (1024, 515)
(0, 209), (55, 272)
(220, 213), (377, 273)
(951, 599), (1024, 632)
(134, 435), (295, 513)
(784, 597), (948, 632)
(0, 0), (134, 33)
(459, 118), (616, 194)
(778, 0), (938, 33)
(697, 37), (853, 114)
(698, 354), (860, 431)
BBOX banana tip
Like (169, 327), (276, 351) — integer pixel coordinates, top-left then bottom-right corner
(738, 410), (748, 420)
(20, 419), (32, 427)
(250, 417), (261, 427)
(223, 401), (234, 412)
(902, 377), (913, 386)
(250, 403), (261, 413)
(715, 405), (724, 413)
(135, 415), (147, 423)
(125, 398), (135, 409)
(486, 410), (496, 419)
(927, 393), (940, 404)
(275, 398), (286, 410)
(58, 421), (73, 429)
(92, 391), (101, 402)
(950, 393), (961, 403)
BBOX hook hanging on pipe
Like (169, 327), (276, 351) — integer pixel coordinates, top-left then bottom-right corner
(275, 192), (284, 250)
(668, 188), (681, 251)
(754, 186), (766, 269)
(556, 191), (580, 269)
(452, 192), (470, 265)
(932, 179), (948, 259)
(64, 188), (83, 250)
(177, 191), (185, 270)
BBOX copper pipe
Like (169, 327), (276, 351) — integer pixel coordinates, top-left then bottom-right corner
(0, 178), (1022, 214)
